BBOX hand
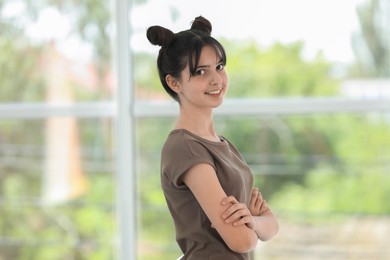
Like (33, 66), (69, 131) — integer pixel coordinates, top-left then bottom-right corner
(221, 196), (256, 230)
(249, 188), (269, 216)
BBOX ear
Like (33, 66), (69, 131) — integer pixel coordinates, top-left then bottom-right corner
(165, 75), (182, 93)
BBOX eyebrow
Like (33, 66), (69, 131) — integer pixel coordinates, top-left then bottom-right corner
(196, 59), (224, 69)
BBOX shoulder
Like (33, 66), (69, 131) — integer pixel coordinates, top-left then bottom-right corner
(161, 130), (215, 184)
(162, 129), (211, 157)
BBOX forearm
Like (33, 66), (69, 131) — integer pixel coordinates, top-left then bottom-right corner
(253, 210), (279, 241)
(226, 226), (258, 253)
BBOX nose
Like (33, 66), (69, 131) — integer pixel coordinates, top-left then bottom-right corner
(210, 71), (223, 86)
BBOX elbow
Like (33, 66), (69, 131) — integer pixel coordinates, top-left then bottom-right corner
(227, 235), (258, 253)
(259, 218), (280, 242)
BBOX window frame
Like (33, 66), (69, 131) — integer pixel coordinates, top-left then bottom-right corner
(1, 0), (390, 259)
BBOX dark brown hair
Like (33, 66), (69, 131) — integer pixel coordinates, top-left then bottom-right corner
(146, 16), (227, 102)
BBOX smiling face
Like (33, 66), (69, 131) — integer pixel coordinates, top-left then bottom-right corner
(167, 45), (229, 111)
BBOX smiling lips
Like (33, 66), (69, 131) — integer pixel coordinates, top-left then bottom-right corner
(205, 89), (222, 95)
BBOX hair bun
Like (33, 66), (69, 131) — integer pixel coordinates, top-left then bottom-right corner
(146, 26), (174, 47)
(190, 16), (212, 36)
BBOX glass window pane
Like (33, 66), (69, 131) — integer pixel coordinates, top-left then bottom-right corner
(2, 0), (389, 259)
(0, 1), (114, 103)
(132, 0), (389, 100)
(0, 118), (116, 259)
(133, 0), (390, 259)
(136, 112), (390, 259)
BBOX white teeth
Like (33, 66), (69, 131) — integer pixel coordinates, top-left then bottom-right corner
(207, 89), (221, 95)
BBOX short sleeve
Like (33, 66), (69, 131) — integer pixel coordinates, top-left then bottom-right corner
(161, 131), (215, 187)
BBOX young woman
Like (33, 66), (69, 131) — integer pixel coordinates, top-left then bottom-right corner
(147, 16), (279, 259)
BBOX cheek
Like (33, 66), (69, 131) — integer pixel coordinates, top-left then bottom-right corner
(223, 73), (229, 85)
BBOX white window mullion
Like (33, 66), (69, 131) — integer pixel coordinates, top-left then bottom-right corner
(113, 0), (136, 259)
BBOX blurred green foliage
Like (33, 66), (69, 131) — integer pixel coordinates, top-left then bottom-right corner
(225, 40), (338, 97)
(269, 114), (390, 221)
(1, 0), (390, 259)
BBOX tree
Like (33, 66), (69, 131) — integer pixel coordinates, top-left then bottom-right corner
(0, 0), (116, 258)
(224, 40), (339, 98)
(351, 0), (390, 77)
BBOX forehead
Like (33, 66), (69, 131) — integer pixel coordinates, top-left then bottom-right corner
(198, 45), (222, 63)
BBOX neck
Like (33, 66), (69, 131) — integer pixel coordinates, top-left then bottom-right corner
(175, 106), (219, 141)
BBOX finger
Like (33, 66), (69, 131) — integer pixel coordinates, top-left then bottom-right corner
(251, 188), (258, 198)
(258, 200), (269, 215)
(250, 189), (257, 205)
(254, 191), (264, 208)
(250, 188), (260, 208)
(233, 216), (254, 229)
(224, 209), (247, 224)
(260, 200), (269, 213)
(221, 196), (238, 206)
(222, 203), (244, 219)
(222, 203), (246, 221)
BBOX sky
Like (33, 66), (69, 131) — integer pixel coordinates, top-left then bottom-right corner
(132, 0), (365, 63)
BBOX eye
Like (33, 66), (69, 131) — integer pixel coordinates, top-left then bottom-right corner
(216, 64), (225, 71)
(195, 69), (205, 76)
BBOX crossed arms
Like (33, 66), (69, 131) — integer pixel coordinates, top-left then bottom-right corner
(182, 163), (279, 253)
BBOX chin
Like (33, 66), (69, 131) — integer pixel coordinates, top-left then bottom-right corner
(211, 99), (224, 108)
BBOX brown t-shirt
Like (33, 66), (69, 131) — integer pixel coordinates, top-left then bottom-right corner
(161, 129), (254, 260)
